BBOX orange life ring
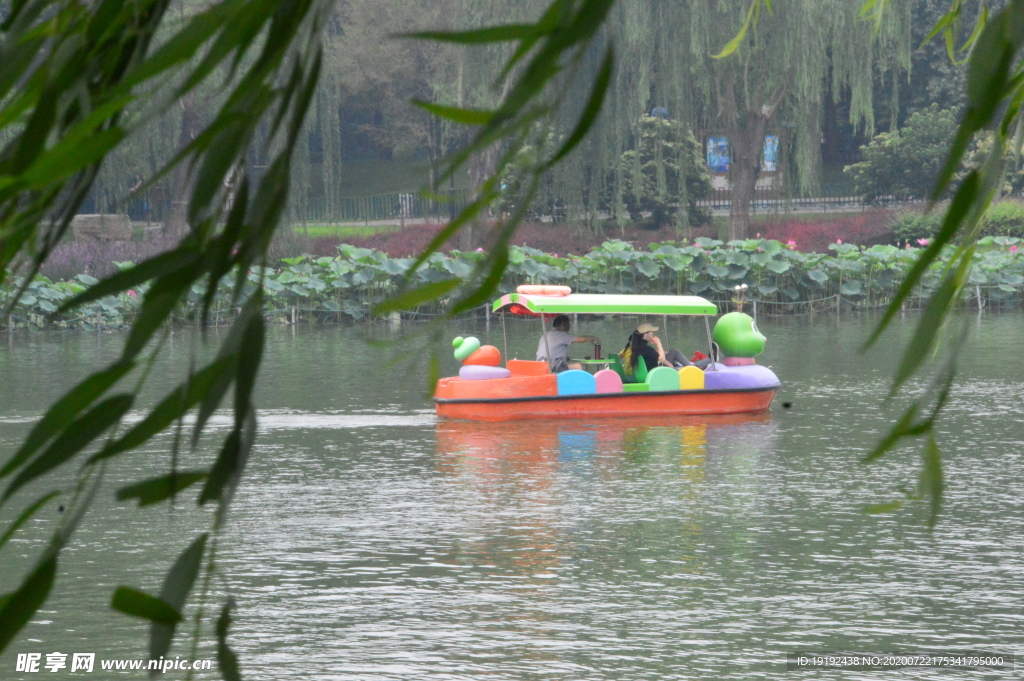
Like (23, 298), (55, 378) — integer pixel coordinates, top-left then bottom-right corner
(516, 285), (572, 296)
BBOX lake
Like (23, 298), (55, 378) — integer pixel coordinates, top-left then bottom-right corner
(1, 313), (1022, 679)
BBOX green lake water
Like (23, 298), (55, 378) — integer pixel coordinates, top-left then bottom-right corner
(1, 313), (1022, 679)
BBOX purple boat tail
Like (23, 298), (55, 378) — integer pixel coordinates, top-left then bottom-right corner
(703, 364), (781, 390)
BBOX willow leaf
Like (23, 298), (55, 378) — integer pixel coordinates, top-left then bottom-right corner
(413, 102), (494, 126)
(116, 472), (207, 507)
(3, 395), (134, 504)
(92, 358), (234, 463)
(216, 599), (241, 681)
(150, 534), (208, 662)
(404, 24), (536, 44)
(921, 434), (944, 528)
(374, 279), (462, 315)
(1, 361), (134, 478)
(544, 43), (613, 168)
(111, 587), (182, 625)
(0, 557), (56, 654)
(0, 491), (60, 551)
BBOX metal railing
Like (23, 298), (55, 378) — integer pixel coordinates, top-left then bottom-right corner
(696, 185), (925, 213)
(290, 190), (469, 224)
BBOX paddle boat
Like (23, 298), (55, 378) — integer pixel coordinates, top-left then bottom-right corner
(433, 287), (780, 422)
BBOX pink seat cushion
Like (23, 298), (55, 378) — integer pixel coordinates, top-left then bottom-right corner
(594, 369), (624, 393)
(721, 356), (756, 366)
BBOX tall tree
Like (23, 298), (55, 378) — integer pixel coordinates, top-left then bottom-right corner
(593, 0), (913, 240)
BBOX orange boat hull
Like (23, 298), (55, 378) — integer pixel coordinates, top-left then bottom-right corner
(434, 387), (777, 422)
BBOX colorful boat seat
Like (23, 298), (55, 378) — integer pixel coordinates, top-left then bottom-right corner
(556, 369), (597, 395)
(609, 354), (647, 384)
(593, 368), (624, 393)
(678, 365), (705, 390)
(646, 366), (680, 391)
(622, 383), (649, 392)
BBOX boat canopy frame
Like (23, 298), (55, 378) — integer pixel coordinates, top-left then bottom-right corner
(492, 293), (718, 317)
(493, 293), (719, 372)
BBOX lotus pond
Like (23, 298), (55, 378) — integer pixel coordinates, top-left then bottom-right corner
(3, 237), (1024, 329)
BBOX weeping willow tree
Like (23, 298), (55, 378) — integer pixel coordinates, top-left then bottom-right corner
(563, 0), (914, 240)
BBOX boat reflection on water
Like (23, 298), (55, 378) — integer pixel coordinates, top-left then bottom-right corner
(432, 412), (778, 583)
(434, 412), (775, 470)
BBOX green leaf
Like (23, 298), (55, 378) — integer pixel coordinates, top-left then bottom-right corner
(2, 361), (134, 479)
(543, 43), (614, 168)
(150, 534), (208, 662)
(111, 587), (182, 625)
(921, 433), (944, 528)
(866, 172), (979, 351)
(891, 268), (961, 393)
(451, 245), (510, 314)
(712, 0), (756, 58)
(636, 258), (662, 278)
(121, 0), (245, 89)
(233, 314), (264, 418)
(374, 279), (461, 315)
(403, 24), (536, 44)
(3, 394), (134, 503)
(59, 250), (202, 312)
(122, 263), (204, 361)
(199, 430), (241, 506)
(840, 281), (863, 296)
(862, 402), (927, 463)
(766, 259), (790, 274)
(413, 101), (493, 126)
(0, 491), (60, 552)
(216, 599), (241, 681)
(863, 500), (904, 514)
(22, 127), (125, 189)
(115, 471), (208, 507)
(0, 557), (56, 655)
(91, 358), (234, 462)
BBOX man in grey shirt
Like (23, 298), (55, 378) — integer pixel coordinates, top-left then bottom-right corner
(536, 315), (599, 373)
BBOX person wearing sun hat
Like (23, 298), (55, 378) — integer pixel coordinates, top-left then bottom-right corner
(620, 321), (697, 374)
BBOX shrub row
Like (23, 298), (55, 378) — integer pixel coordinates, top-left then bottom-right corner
(891, 200), (1024, 244)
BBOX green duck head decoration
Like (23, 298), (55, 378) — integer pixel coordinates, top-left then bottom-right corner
(712, 312), (766, 358)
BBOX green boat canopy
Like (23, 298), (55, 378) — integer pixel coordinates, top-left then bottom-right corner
(493, 292), (718, 316)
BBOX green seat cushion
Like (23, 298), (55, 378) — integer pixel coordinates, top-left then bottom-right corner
(646, 366), (681, 391)
(623, 383), (650, 392)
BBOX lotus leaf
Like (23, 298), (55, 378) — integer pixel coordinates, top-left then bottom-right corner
(635, 259), (661, 278)
(707, 265), (730, 278)
(727, 265), (748, 279)
(840, 281), (863, 296)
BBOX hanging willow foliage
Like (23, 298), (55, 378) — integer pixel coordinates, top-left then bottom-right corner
(0, 0), (335, 670)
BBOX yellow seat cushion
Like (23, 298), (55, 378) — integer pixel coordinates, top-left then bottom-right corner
(678, 365), (705, 390)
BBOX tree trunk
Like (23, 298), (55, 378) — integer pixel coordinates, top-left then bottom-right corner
(727, 113), (771, 241)
(462, 144), (498, 251)
(165, 91), (201, 236)
(460, 74), (510, 252)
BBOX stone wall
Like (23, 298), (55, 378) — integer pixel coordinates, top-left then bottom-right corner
(72, 214), (133, 241)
